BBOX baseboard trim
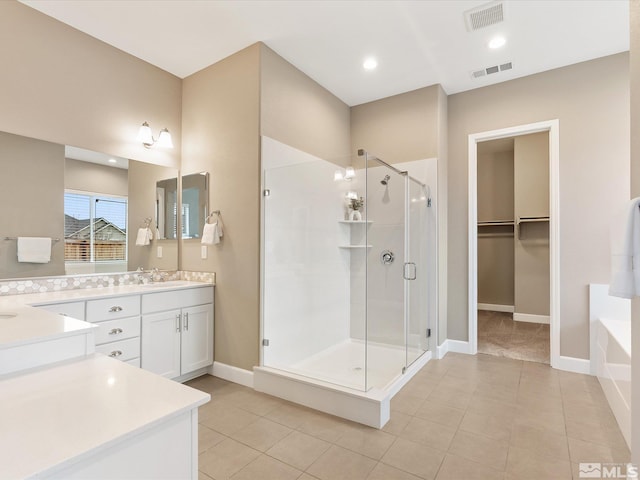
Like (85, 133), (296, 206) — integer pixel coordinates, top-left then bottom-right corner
(555, 355), (591, 375)
(210, 361), (254, 388)
(478, 303), (515, 313)
(436, 340), (449, 359)
(513, 313), (550, 324)
(447, 340), (473, 354)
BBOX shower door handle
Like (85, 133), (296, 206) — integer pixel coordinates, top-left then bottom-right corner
(403, 262), (417, 280)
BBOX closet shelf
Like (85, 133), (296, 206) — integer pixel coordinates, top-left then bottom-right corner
(477, 220), (515, 227)
(338, 245), (372, 249)
(516, 216), (549, 224)
(338, 220), (373, 224)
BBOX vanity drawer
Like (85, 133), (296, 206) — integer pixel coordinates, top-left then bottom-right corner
(142, 287), (213, 313)
(96, 337), (140, 362)
(94, 316), (141, 346)
(87, 295), (140, 322)
(37, 301), (85, 321)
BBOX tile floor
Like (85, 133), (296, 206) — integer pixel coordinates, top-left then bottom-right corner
(187, 352), (629, 480)
(478, 310), (550, 364)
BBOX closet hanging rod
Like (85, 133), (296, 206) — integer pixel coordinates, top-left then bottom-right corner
(478, 220), (515, 226)
(5, 236), (60, 243)
(517, 216), (549, 224)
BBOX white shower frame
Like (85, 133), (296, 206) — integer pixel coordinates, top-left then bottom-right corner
(467, 119), (560, 368)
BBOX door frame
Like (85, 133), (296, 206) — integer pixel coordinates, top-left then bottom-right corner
(467, 119), (560, 368)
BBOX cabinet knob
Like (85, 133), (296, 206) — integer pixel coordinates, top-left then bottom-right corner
(176, 314), (181, 332)
(108, 328), (123, 335)
(109, 306), (123, 313)
(109, 350), (123, 357)
(184, 312), (189, 331)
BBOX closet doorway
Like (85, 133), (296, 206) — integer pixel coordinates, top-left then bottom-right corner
(468, 120), (560, 368)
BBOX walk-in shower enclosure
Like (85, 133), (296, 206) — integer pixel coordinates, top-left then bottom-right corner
(256, 137), (437, 427)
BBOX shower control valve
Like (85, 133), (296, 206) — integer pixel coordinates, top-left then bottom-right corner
(381, 250), (395, 265)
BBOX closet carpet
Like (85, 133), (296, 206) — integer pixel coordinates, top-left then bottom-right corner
(477, 310), (550, 364)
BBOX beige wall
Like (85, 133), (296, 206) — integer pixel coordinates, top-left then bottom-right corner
(181, 44), (261, 371)
(629, 0), (640, 464)
(0, 131), (65, 278)
(0, 1), (182, 168)
(477, 147), (515, 307)
(448, 53), (630, 359)
(65, 159), (128, 197)
(351, 86), (440, 163)
(127, 161), (178, 271)
(514, 132), (550, 317)
(260, 44), (351, 164)
(436, 86), (448, 344)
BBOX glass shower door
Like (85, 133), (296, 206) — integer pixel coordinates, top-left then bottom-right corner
(405, 177), (430, 368)
(365, 155), (407, 390)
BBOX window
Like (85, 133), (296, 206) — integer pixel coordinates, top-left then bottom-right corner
(64, 192), (127, 262)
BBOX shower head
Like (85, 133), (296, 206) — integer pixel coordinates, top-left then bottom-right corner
(381, 175), (391, 186)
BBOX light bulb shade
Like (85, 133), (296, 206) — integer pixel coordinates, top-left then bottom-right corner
(334, 170), (344, 181)
(344, 166), (355, 179)
(137, 122), (154, 146)
(156, 128), (174, 148)
(346, 191), (358, 200)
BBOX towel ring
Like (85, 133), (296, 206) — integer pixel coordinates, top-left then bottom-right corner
(205, 210), (221, 224)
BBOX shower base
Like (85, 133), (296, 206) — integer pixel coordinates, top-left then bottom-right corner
(254, 339), (430, 428)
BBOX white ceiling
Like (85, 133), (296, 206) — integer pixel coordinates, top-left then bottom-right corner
(21, 0), (629, 106)
(65, 146), (129, 169)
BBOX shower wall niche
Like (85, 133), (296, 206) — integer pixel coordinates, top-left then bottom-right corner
(260, 136), (437, 395)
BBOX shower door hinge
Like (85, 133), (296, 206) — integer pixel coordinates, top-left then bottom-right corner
(426, 328), (431, 338)
(263, 189), (271, 197)
(262, 339), (270, 346)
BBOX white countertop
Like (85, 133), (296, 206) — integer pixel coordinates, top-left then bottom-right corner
(14, 280), (213, 305)
(0, 354), (210, 479)
(0, 304), (95, 349)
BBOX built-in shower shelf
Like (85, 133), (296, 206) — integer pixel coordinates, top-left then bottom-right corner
(338, 245), (373, 249)
(338, 220), (373, 224)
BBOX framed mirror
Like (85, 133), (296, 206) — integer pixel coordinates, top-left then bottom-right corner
(0, 130), (179, 279)
(155, 177), (178, 240)
(181, 172), (209, 240)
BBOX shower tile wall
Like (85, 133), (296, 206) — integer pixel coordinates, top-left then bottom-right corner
(261, 137), (352, 369)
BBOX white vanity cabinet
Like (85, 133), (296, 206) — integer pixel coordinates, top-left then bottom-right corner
(141, 287), (214, 381)
(86, 295), (142, 367)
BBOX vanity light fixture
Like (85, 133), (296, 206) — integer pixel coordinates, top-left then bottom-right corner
(334, 166), (356, 182)
(137, 121), (174, 149)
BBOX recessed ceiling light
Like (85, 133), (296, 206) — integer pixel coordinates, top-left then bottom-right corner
(108, 158), (117, 164)
(488, 36), (506, 49)
(363, 57), (378, 70)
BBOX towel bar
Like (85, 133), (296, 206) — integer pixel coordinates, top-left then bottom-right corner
(4, 237), (60, 243)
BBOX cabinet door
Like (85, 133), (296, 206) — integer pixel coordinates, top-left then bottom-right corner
(141, 309), (181, 379)
(180, 304), (214, 375)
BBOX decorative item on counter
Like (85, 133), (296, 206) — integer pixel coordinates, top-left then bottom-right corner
(348, 196), (365, 221)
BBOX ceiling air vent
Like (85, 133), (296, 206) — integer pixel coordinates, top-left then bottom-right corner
(470, 61), (514, 80)
(464, 2), (505, 31)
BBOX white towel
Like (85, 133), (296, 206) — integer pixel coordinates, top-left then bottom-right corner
(609, 197), (640, 298)
(135, 227), (153, 246)
(17, 237), (52, 263)
(202, 222), (222, 245)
